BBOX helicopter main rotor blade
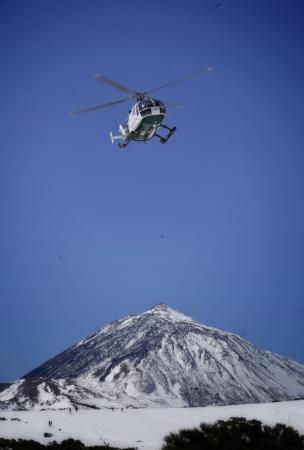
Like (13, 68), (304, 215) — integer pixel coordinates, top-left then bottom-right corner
(69, 96), (131, 116)
(147, 66), (214, 95)
(94, 73), (138, 96)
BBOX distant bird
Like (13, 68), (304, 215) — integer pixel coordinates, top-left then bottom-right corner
(160, 234), (165, 239)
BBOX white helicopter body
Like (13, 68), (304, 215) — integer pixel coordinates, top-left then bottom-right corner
(70, 67), (213, 148)
(110, 98), (176, 147)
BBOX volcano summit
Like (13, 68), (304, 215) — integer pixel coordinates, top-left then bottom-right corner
(1, 304), (304, 410)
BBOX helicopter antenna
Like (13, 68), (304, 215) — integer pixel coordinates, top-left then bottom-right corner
(146, 66), (214, 95)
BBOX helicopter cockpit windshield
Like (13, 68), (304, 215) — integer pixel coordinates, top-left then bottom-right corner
(138, 99), (166, 117)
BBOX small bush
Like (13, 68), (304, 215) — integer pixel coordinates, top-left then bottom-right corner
(162, 417), (304, 450)
(0, 436), (136, 449)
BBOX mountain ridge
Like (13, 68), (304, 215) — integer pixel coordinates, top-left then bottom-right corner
(1, 303), (304, 410)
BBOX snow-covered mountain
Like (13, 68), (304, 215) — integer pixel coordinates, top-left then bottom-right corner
(1, 304), (304, 410)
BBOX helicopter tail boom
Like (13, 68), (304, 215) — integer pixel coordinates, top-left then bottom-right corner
(110, 124), (129, 146)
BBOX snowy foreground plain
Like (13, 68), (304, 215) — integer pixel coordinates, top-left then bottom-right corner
(1, 401), (304, 450)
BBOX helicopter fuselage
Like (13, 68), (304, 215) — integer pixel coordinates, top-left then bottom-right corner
(127, 98), (166, 141)
(70, 66), (213, 148)
(110, 97), (176, 147)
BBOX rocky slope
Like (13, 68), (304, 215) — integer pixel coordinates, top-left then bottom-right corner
(1, 304), (304, 410)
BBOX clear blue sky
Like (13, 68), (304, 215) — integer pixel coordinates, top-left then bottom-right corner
(1, 0), (304, 382)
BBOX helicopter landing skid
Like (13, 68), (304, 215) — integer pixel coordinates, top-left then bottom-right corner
(118, 141), (129, 148)
(155, 125), (177, 144)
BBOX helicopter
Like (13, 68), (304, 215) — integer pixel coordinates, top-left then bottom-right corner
(69, 66), (213, 148)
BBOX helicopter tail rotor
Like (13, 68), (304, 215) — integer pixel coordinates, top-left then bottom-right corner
(110, 124), (128, 146)
(110, 131), (122, 144)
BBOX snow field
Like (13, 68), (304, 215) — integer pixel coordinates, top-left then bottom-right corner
(0, 400), (304, 450)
